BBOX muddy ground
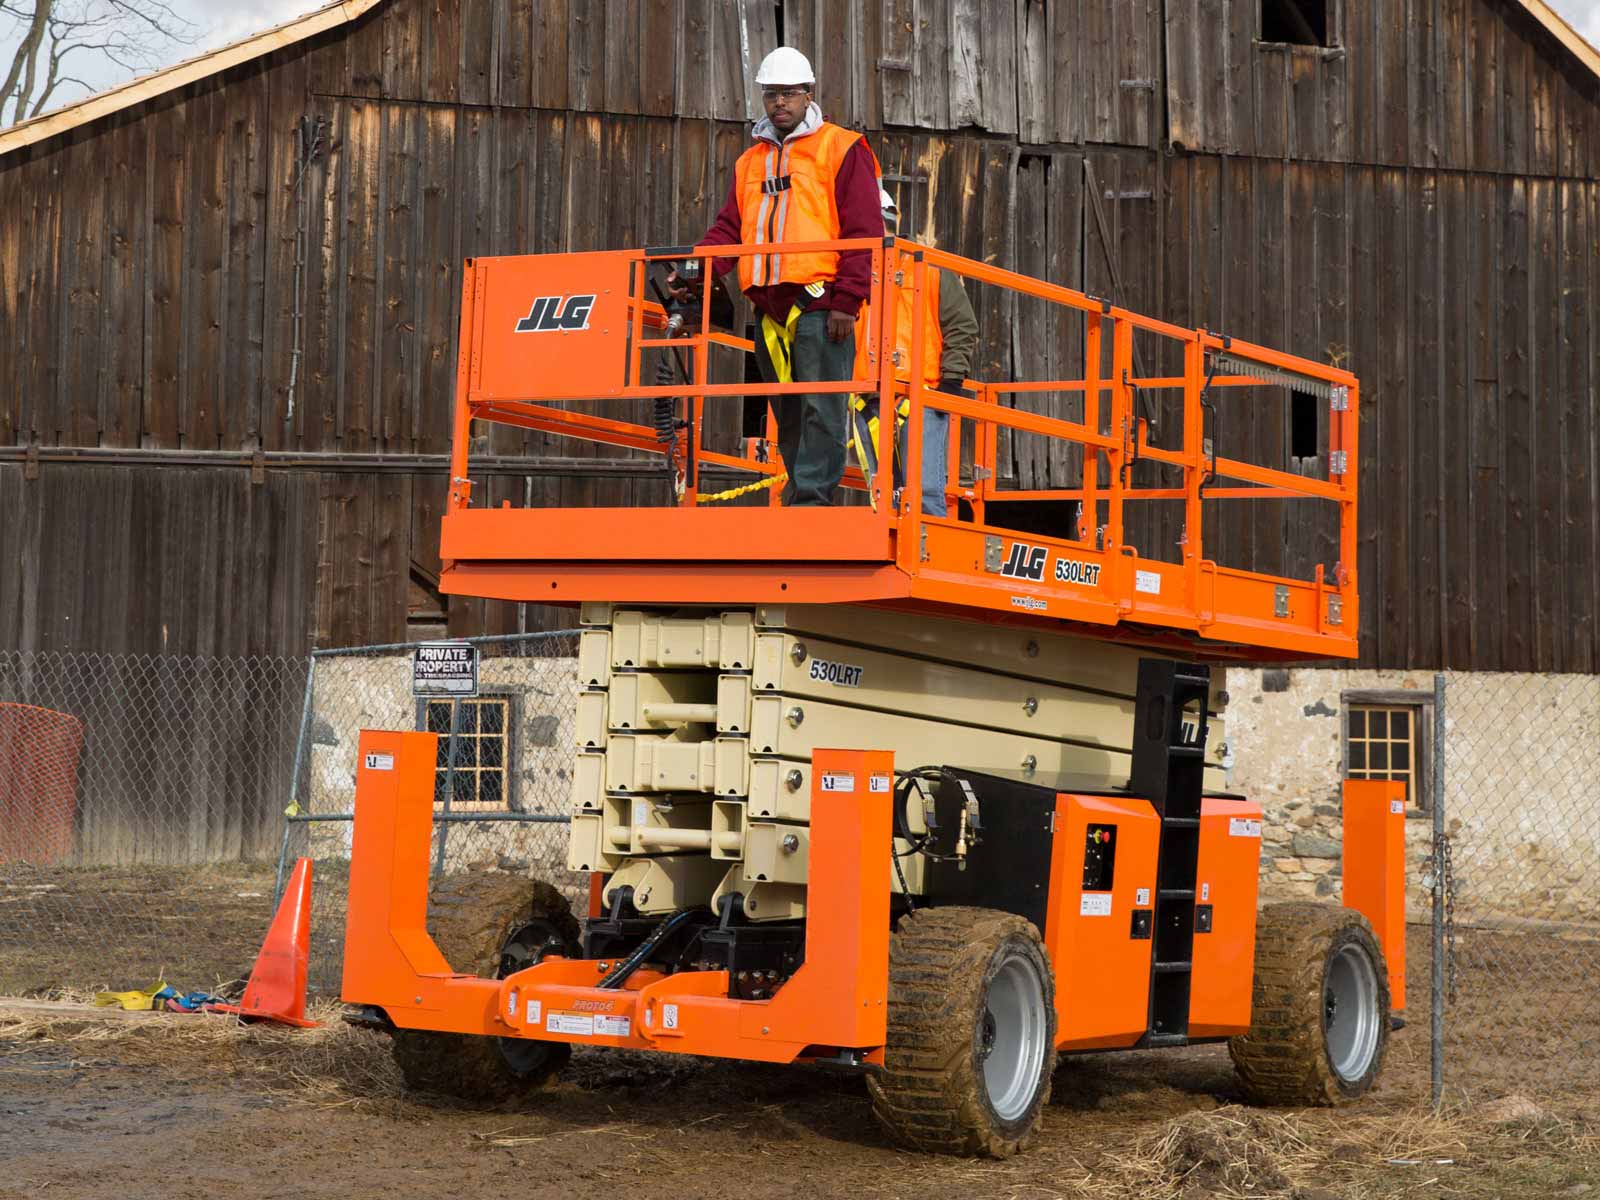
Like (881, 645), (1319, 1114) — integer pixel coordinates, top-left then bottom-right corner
(3, 921), (1597, 1200)
(1, 1013), (1594, 1200)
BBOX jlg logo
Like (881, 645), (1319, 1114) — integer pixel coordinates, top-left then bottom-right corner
(515, 294), (596, 333)
(1000, 541), (1047, 581)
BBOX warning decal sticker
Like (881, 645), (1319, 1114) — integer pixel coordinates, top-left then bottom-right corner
(546, 1011), (594, 1036)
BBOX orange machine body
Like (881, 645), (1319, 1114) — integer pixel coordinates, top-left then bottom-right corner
(1190, 797), (1265, 1037)
(342, 732), (1268, 1058)
(343, 730), (892, 1065)
(1046, 794), (1160, 1049)
(1341, 778), (1408, 1010)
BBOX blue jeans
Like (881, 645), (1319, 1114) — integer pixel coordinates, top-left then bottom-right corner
(856, 398), (949, 517)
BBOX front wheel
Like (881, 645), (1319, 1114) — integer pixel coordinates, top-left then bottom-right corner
(390, 872), (580, 1102)
(868, 906), (1056, 1158)
(1230, 902), (1391, 1106)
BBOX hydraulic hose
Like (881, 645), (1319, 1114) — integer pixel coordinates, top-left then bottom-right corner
(595, 908), (704, 990)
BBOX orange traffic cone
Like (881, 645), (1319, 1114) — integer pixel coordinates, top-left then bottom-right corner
(210, 857), (319, 1028)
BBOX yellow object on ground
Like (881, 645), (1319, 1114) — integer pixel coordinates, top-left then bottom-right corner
(93, 982), (173, 1011)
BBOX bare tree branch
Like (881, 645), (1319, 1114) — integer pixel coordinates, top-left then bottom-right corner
(1, 0), (50, 124)
(3, 0), (195, 125)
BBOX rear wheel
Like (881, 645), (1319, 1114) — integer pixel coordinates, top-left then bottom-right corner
(868, 906), (1056, 1158)
(1230, 902), (1390, 1106)
(390, 872), (580, 1102)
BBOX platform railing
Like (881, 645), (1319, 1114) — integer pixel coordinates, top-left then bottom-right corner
(445, 238), (1359, 635)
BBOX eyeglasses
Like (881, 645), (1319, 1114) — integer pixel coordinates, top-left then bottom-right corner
(761, 86), (811, 102)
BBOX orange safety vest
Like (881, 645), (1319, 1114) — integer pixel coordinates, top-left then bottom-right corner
(854, 266), (944, 388)
(734, 122), (872, 291)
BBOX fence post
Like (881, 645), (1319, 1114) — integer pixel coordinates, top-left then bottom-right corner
(433, 696), (460, 880)
(1431, 671), (1446, 1108)
(274, 655), (319, 905)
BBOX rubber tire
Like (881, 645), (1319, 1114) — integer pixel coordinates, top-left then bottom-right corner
(867, 907), (1057, 1158)
(1229, 902), (1391, 1106)
(390, 872), (580, 1102)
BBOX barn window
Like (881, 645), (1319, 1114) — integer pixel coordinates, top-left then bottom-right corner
(419, 695), (514, 810)
(1290, 388), (1320, 459)
(1342, 694), (1430, 810)
(1261, 0), (1330, 47)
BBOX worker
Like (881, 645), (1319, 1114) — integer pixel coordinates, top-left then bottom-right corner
(854, 189), (979, 517)
(685, 46), (883, 507)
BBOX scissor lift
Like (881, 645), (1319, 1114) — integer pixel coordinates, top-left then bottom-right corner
(343, 239), (1397, 1160)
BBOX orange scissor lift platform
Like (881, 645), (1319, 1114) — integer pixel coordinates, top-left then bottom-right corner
(438, 238), (1359, 662)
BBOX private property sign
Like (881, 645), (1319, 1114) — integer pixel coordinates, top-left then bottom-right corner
(412, 641), (479, 698)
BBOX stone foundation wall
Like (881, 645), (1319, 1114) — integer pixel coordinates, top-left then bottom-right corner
(1224, 667), (1600, 925)
(300, 653), (581, 874)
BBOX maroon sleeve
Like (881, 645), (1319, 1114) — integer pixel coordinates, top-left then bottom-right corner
(700, 174), (743, 278)
(824, 138), (884, 317)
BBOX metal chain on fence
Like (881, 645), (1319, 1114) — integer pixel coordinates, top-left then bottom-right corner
(1440, 830), (1457, 1006)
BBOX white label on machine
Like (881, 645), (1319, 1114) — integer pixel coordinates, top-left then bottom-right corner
(546, 1011), (594, 1036)
(1135, 570), (1162, 595)
(593, 1015), (631, 1038)
(1229, 818), (1262, 838)
(662, 1003), (680, 1030)
(1391, 799), (1405, 814)
(524, 999), (542, 1026)
(633, 801), (650, 826)
(1201, 882), (1211, 901)
(363, 752), (394, 771)
(1135, 887), (1151, 906)
(820, 772), (856, 793)
(1080, 893), (1113, 917)
(869, 774), (891, 794)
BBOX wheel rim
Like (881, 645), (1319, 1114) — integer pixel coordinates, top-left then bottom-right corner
(496, 918), (567, 1073)
(1324, 942), (1380, 1082)
(979, 951), (1049, 1123)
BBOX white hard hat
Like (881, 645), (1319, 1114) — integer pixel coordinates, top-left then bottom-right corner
(755, 47), (815, 87)
(878, 187), (898, 215)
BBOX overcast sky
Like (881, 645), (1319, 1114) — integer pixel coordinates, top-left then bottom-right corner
(3, 0), (1599, 119)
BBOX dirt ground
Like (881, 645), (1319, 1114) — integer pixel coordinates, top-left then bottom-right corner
(3, 923), (1597, 1200)
(0, 862), (282, 996)
(1, 1012), (1594, 1200)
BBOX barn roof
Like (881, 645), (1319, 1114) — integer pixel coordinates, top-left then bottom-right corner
(1520, 0), (1600, 80)
(0, 0), (1594, 161)
(0, 0), (383, 158)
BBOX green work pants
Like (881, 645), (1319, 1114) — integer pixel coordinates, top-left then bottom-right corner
(755, 309), (854, 507)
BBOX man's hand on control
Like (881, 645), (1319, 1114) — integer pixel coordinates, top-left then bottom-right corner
(665, 268), (702, 304)
(825, 310), (854, 343)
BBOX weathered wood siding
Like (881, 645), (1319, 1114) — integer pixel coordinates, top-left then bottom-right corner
(1, 0), (1598, 672)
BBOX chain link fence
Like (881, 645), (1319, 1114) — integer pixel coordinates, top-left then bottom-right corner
(0, 651), (309, 995)
(4, 642), (1597, 1106)
(276, 631), (580, 989)
(1436, 672), (1600, 1103)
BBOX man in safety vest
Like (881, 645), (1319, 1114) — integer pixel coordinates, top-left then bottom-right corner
(853, 189), (979, 517)
(692, 46), (884, 507)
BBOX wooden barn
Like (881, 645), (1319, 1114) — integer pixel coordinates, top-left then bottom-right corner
(1, 0), (1597, 677)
